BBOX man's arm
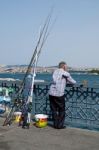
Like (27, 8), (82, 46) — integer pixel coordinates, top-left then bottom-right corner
(62, 73), (76, 84)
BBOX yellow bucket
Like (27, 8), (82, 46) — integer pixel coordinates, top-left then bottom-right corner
(35, 114), (48, 128)
(14, 112), (22, 123)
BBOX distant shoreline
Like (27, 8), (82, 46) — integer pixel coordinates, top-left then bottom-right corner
(0, 65), (99, 75)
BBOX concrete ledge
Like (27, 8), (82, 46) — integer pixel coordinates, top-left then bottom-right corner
(0, 118), (99, 150)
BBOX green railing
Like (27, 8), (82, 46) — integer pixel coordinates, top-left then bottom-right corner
(0, 81), (99, 130)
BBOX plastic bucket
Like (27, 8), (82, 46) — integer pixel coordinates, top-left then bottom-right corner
(14, 112), (22, 123)
(35, 114), (48, 128)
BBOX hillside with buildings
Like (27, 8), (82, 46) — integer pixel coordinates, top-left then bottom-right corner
(0, 65), (99, 74)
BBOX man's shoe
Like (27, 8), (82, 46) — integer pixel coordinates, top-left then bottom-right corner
(58, 126), (66, 129)
(22, 126), (26, 129)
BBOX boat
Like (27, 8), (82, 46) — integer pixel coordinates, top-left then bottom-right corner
(0, 78), (20, 81)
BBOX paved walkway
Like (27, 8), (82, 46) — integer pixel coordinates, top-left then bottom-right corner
(0, 118), (99, 150)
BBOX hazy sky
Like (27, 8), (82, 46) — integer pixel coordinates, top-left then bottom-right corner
(0, 0), (99, 68)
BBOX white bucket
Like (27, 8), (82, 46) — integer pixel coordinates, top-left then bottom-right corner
(14, 112), (22, 123)
(35, 114), (48, 128)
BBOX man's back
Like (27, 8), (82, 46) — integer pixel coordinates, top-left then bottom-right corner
(49, 68), (76, 97)
(49, 68), (67, 97)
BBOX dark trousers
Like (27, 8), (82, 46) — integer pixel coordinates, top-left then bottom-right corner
(22, 113), (28, 128)
(49, 95), (65, 128)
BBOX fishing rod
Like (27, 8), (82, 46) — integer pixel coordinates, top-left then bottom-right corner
(3, 10), (54, 126)
(19, 7), (55, 93)
(18, 12), (53, 94)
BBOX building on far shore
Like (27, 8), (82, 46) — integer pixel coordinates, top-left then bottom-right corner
(0, 65), (99, 74)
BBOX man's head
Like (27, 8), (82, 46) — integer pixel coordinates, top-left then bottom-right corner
(58, 61), (67, 71)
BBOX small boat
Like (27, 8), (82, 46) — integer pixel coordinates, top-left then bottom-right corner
(0, 78), (20, 81)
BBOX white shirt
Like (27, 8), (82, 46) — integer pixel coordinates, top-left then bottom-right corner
(49, 68), (76, 97)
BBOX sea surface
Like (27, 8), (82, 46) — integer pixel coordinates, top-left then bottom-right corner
(0, 72), (99, 87)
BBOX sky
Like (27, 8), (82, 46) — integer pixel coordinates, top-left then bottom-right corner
(0, 0), (99, 68)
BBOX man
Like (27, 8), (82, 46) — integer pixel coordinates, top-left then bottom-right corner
(49, 61), (76, 129)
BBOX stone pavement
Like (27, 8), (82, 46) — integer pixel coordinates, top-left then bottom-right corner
(0, 118), (99, 150)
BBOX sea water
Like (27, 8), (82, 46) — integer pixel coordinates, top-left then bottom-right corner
(0, 72), (99, 87)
